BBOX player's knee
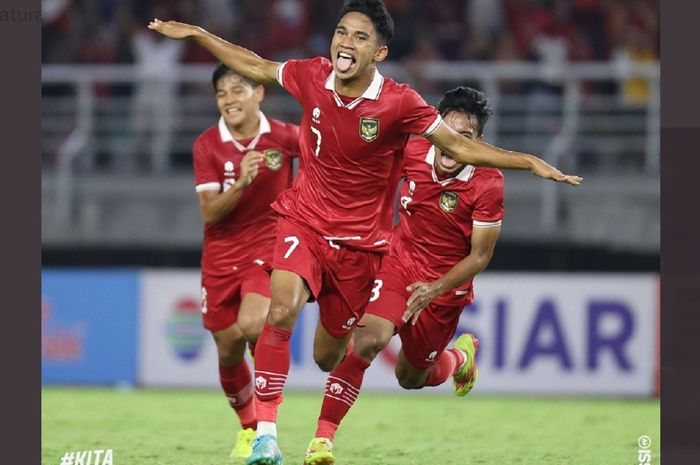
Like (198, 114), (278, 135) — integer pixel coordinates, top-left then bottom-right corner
(396, 372), (423, 390)
(266, 302), (295, 328)
(237, 312), (266, 342)
(313, 349), (340, 372)
(354, 330), (391, 361)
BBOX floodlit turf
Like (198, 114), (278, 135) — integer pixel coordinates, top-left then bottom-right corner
(42, 387), (659, 465)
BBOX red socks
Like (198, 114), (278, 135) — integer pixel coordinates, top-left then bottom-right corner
(253, 324), (292, 422)
(219, 360), (257, 430)
(315, 352), (371, 441)
(424, 348), (465, 387)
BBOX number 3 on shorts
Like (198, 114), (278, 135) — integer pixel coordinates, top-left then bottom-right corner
(283, 236), (300, 259)
(369, 279), (383, 302)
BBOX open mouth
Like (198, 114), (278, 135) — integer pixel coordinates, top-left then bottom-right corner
(440, 153), (459, 170)
(336, 51), (356, 73)
(225, 107), (242, 115)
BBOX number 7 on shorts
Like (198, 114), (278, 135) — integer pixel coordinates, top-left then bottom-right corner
(283, 236), (300, 259)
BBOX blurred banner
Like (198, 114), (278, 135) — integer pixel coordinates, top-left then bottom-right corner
(41, 270), (139, 384)
(136, 270), (659, 396)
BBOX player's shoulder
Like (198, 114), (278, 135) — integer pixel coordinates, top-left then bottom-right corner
(473, 166), (505, 187)
(194, 125), (221, 148)
(381, 76), (423, 101)
(267, 117), (298, 134)
(288, 56), (332, 74)
(404, 136), (433, 160)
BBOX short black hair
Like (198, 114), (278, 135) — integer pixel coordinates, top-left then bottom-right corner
(437, 86), (493, 136)
(211, 63), (256, 91)
(338, 0), (394, 45)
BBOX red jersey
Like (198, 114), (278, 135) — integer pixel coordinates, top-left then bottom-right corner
(392, 137), (504, 307)
(273, 57), (441, 253)
(193, 113), (300, 276)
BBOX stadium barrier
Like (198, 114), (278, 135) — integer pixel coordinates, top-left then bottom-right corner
(42, 269), (659, 396)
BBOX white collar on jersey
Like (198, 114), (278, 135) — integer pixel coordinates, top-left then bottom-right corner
(218, 112), (272, 143)
(324, 68), (384, 109)
(424, 145), (476, 184)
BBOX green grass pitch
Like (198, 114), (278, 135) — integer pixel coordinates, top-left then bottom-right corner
(42, 387), (659, 465)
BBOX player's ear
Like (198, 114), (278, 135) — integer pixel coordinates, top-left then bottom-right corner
(373, 44), (388, 63)
(253, 84), (265, 104)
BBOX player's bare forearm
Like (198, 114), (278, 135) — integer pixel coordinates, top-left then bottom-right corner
(198, 183), (246, 225)
(428, 123), (582, 186)
(148, 19), (279, 84)
(404, 226), (500, 324)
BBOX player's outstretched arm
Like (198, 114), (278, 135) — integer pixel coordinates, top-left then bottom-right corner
(147, 19), (280, 84)
(403, 225), (501, 325)
(427, 122), (582, 186)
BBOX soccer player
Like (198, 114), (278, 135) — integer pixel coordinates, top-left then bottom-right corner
(305, 86), (500, 464)
(149, 2), (582, 463)
(193, 63), (299, 460)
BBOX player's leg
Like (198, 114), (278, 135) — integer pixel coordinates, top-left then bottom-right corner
(212, 323), (258, 459)
(247, 269), (310, 465)
(394, 308), (479, 395)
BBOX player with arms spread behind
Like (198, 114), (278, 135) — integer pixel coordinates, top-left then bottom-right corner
(149, 1), (582, 463)
(193, 64), (299, 460)
(305, 86), (502, 465)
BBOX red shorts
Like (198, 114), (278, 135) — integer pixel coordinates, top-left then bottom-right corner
(364, 254), (463, 369)
(272, 216), (382, 338)
(201, 263), (272, 332)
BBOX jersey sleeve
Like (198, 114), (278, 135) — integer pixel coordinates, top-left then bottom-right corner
(276, 58), (320, 101)
(193, 136), (221, 193)
(398, 88), (442, 137)
(472, 173), (505, 227)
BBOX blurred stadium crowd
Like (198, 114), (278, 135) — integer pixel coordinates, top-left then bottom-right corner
(43, 0), (658, 66)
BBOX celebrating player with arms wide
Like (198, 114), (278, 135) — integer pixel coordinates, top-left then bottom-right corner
(193, 64), (299, 460)
(306, 86), (500, 464)
(150, 1), (581, 463)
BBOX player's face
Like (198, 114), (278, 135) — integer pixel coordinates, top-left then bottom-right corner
(331, 12), (388, 82)
(434, 111), (482, 177)
(215, 73), (264, 129)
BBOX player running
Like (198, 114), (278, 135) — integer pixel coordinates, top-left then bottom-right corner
(305, 86), (501, 464)
(193, 63), (299, 460)
(149, 1), (582, 463)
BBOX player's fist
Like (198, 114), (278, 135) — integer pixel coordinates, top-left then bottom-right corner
(147, 19), (198, 40)
(237, 151), (265, 188)
(530, 158), (582, 186)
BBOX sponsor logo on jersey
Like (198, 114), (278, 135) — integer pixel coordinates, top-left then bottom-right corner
(264, 149), (282, 170)
(359, 117), (380, 142)
(342, 317), (357, 329)
(439, 191), (459, 212)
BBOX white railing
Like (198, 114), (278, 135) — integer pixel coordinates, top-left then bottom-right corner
(42, 61), (660, 247)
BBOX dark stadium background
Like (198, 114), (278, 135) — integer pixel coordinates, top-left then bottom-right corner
(41, 0), (659, 272)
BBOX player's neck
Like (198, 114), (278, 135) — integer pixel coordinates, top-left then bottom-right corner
(334, 69), (375, 98)
(228, 114), (261, 141)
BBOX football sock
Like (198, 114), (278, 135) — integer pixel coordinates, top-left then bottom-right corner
(316, 352), (370, 441)
(424, 348), (465, 387)
(254, 324), (292, 424)
(219, 360), (257, 430)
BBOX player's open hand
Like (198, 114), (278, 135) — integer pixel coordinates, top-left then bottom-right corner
(147, 18), (198, 40)
(404, 282), (441, 325)
(236, 151), (265, 188)
(530, 159), (582, 186)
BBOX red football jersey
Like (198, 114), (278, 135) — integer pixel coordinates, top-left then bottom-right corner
(392, 137), (504, 307)
(193, 113), (300, 276)
(273, 57), (441, 253)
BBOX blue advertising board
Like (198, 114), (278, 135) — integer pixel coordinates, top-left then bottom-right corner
(42, 269), (139, 385)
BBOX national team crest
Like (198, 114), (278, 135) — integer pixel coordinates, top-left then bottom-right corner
(359, 117), (380, 142)
(439, 191), (459, 212)
(264, 149), (282, 170)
